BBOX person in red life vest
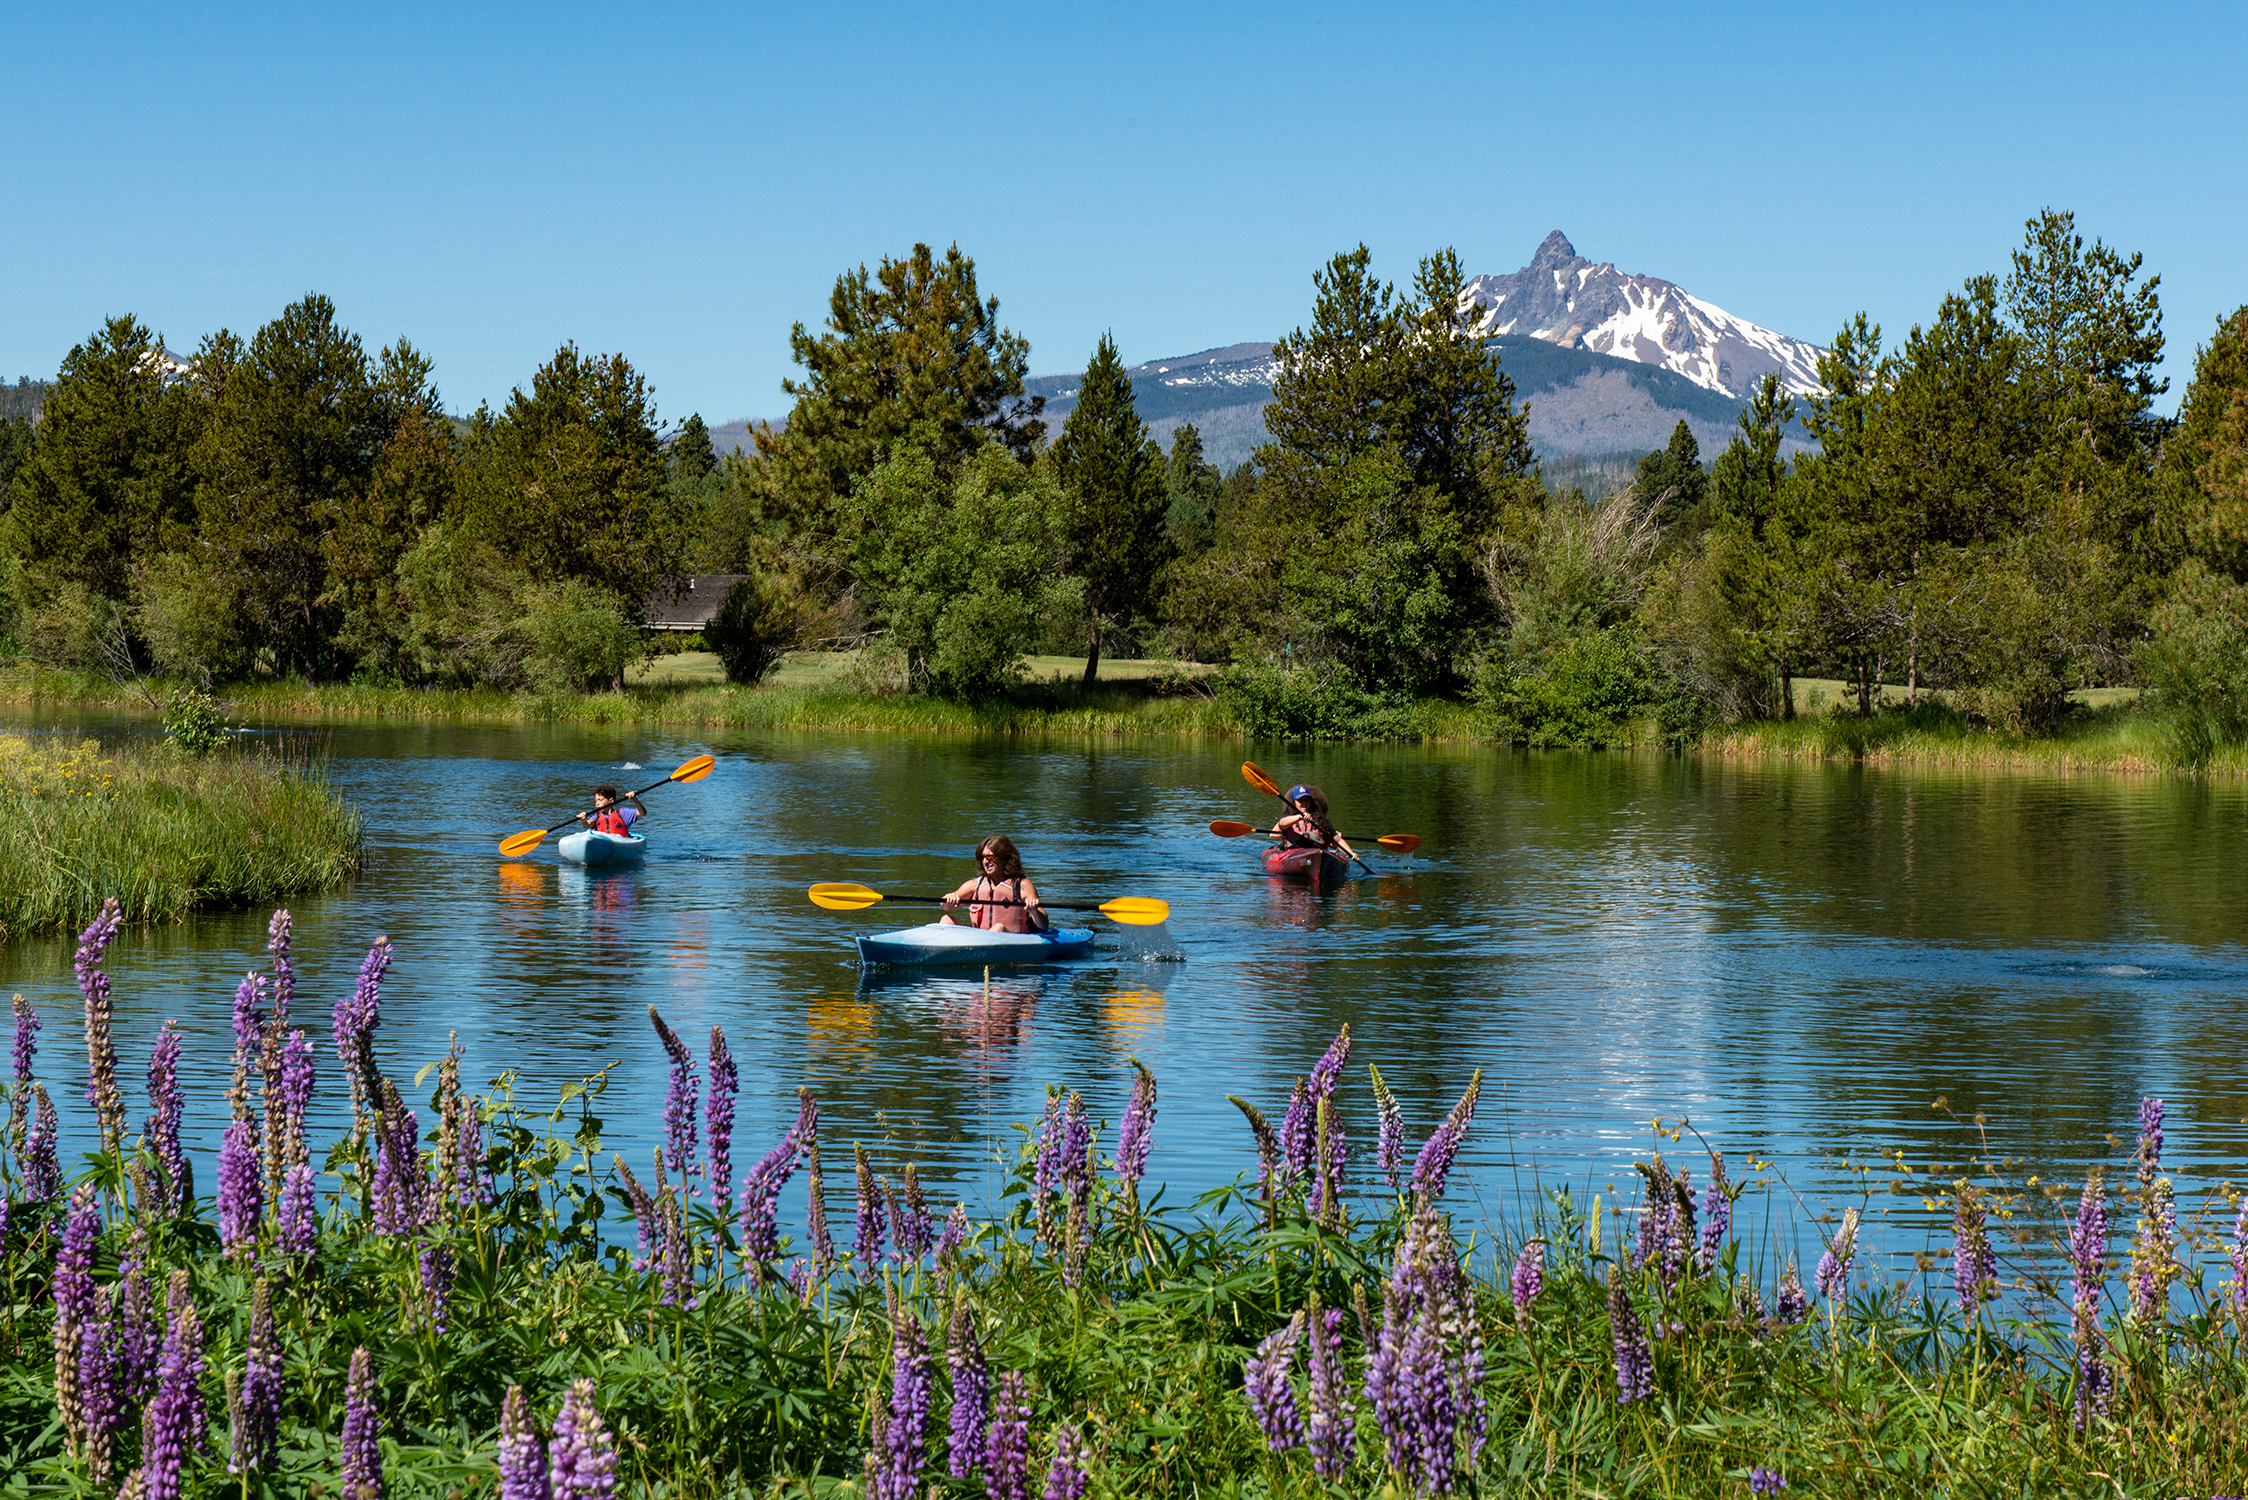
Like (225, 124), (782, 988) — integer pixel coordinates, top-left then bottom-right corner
(578, 784), (647, 839)
(938, 835), (1049, 933)
(1271, 784), (1357, 863)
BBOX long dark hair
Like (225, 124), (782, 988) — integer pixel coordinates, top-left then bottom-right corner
(976, 834), (1025, 881)
(1292, 786), (1337, 841)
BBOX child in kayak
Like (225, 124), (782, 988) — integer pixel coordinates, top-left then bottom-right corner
(579, 784), (647, 838)
(1273, 785), (1358, 864)
(939, 835), (1049, 933)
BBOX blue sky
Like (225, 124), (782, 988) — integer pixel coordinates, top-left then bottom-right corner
(5, 1), (2242, 426)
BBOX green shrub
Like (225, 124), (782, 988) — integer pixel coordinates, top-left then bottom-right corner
(702, 572), (800, 686)
(135, 550), (252, 685)
(2136, 560), (2248, 767)
(1480, 626), (1651, 747)
(160, 687), (234, 755)
(1216, 658), (1418, 740)
(518, 579), (642, 693)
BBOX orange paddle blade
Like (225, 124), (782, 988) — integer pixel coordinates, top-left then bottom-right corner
(1241, 761), (1282, 798)
(669, 754), (716, 784)
(809, 882), (885, 911)
(498, 829), (547, 858)
(1376, 834), (1422, 854)
(1207, 820), (1259, 838)
(1095, 897), (1170, 926)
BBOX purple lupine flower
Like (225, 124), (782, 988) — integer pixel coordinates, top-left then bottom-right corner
(1609, 1266), (1654, 1403)
(897, 1165), (936, 1261)
(1059, 1091), (1092, 1198)
(2128, 1176), (2177, 1323)
(1699, 1153), (1732, 1272)
(370, 1097), (427, 1236)
(229, 1278), (281, 1474)
(1041, 1422), (1088, 1500)
(983, 1370), (1032, 1500)
(420, 1239), (457, 1331)
(800, 1096), (834, 1273)
(706, 1027), (738, 1206)
(279, 1163), (318, 1255)
(1243, 1311), (1305, 1452)
(1033, 1090), (1067, 1198)
(265, 910), (295, 1031)
(80, 1291), (125, 1483)
(1277, 1078), (1313, 1185)
(1307, 1022), (1351, 1099)
(1952, 1187), (1998, 1323)
(144, 1023), (188, 1215)
(1749, 1468), (1788, 1494)
(853, 1145), (887, 1273)
(2069, 1174), (2108, 1314)
(1364, 1209), (1481, 1491)
(656, 1187), (692, 1308)
(1408, 1070), (1480, 1202)
(648, 1008), (700, 1198)
(1369, 1063), (1405, 1192)
(737, 1111), (806, 1267)
(2135, 1096), (2163, 1185)
(1774, 1262), (1808, 1327)
(76, 898), (127, 1153)
(947, 1300), (989, 1480)
(1305, 1302), (1354, 1480)
(498, 1386), (550, 1500)
(2074, 1311), (2113, 1429)
(868, 1300), (931, 1500)
(278, 1028), (316, 1153)
(935, 1204), (969, 1270)
(25, 1082), (62, 1199)
(1814, 1208), (1859, 1303)
(53, 1183), (102, 1444)
(785, 1257), (813, 1299)
(9, 991), (37, 1082)
(334, 937), (391, 1118)
(1511, 1241), (1545, 1320)
(139, 1271), (207, 1500)
(340, 1345), (383, 1500)
(116, 1251), (159, 1407)
(1634, 1156), (1688, 1290)
(547, 1379), (617, 1499)
(1114, 1059), (1156, 1190)
(1228, 1095), (1283, 1200)
(217, 1117), (263, 1252)
(229, 969), (266, 1103)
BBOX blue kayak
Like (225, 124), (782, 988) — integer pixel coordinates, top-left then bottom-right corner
(854, 921), (1096, 967)
(557, 830), (646, 866)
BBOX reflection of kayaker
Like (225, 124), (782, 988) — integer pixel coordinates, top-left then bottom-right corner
(938, 836), (1049, 933)
(1264, 786), (1356, 882)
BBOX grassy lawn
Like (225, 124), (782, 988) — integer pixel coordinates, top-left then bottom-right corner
(629, 650), (1217, 689)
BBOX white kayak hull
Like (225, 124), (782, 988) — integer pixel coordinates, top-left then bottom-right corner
(855, 921), (1096, 967)
(557, 830), (646, 865)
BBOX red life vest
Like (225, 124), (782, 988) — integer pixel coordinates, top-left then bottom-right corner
(970, 876), (1037, 933)
(594, 806), (632, 836)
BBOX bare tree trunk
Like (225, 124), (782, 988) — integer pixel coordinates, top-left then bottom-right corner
(1781, 662), (1795, 721)
(1858, 658), (1872, 717)
(1081, 615), (1102, 689)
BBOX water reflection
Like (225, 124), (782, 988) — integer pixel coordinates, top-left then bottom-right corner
(1, 709), (2244, 1274)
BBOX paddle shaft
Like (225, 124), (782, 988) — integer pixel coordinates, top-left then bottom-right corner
(869, 892), (1119, 915)
(1210, 821), (1417, 851)
(531, 769), (692, 838)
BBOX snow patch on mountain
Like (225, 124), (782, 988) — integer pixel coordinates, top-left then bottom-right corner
(1462, 231), (1825, 399)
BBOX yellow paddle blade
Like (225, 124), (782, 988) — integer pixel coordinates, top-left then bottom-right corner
(670, 754), (716, 784)
(1208, 819), (1258, 838)
(498, 829), (547, 858)
(1241, 760), (1282, 797)
(808, 882), (884, 911)
(1376, 834), (1423, 854)
(1097, 897), (1170, 926)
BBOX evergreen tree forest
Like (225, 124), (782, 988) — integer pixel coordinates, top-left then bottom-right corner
(5, 214), (2248, 752)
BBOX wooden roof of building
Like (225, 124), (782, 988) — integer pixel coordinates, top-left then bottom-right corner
(643, 575), (748, 630)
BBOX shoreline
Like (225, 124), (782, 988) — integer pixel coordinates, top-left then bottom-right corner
(1, 661), (2229, 778)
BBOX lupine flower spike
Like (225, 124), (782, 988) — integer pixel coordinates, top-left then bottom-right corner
(498, 1385), (551, 1500)
(547, 1379), (617, 1499)
(144, 1023), (188, 1215)
(1814, 1207), (1859, 1304)
(1243, 1311), (1305, 1452)
(1409, 1069), (1480, 1202)
(1114, 1058), (1156, 1200)
(1952, 1184), (1998, 1324)
(1042, 1421), (1089, 1500)
(340, 1345), (383, 1500)
(983, 1371), (1032, 1500)
(138, 1272), (207, 1500)
(706, 1026), (738, 1205)
(1609, 1264), (1654, 1403)
(1512, 1241), (1546, 1321)
(76, 898), (127, 1154)
(946, 1300), (989, 1480)
(1699, 1151), (1732, 1272)
(647, 1007), (700, 1198)
(1304, 1297), (1355, 1480)
(866, 1294), (930, 1500)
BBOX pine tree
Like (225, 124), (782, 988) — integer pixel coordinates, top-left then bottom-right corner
(2166, 305), (2248, 578)
(1, 316), (200, 606)
(1163, 422), (1221, 556)
(671, 414), (716, 479)
(1633, 420), (1708, 532)
(761, 243), (1043, 545)
(1051, 334), (1169, 685)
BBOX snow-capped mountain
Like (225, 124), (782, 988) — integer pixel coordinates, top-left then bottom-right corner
(1461, 231), (1826, 399)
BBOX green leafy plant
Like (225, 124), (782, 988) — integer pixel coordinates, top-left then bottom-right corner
(160, 687), (234, 755)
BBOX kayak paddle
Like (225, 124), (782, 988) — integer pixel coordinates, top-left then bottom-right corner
(498, 754), (717, 857)
(807, 883), (1170, 926)
(1240, 760), (1379, 874)
(1206, 819), (1422, 855)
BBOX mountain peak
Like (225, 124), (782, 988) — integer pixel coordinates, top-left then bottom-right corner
(1530, 230), (1578, 270)
(1462, 234), (1823, 399)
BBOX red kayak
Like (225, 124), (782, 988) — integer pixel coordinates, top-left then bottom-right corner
(1263, 845), (1350, 883)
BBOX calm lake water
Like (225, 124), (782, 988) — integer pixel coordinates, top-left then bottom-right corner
(6, 711), (2246, 1284)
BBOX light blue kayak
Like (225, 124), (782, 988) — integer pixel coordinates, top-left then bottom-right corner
(557, 829), (646, 866)
(855, 921), (1096, 968)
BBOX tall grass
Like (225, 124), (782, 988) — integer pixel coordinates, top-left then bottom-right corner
(0, 734), (363, 938)
(4, 922), (2245, 1497)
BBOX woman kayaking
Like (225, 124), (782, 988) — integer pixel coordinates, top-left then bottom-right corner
(1271, 785), (1358, 865)
(939, 835), (1050, 933)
